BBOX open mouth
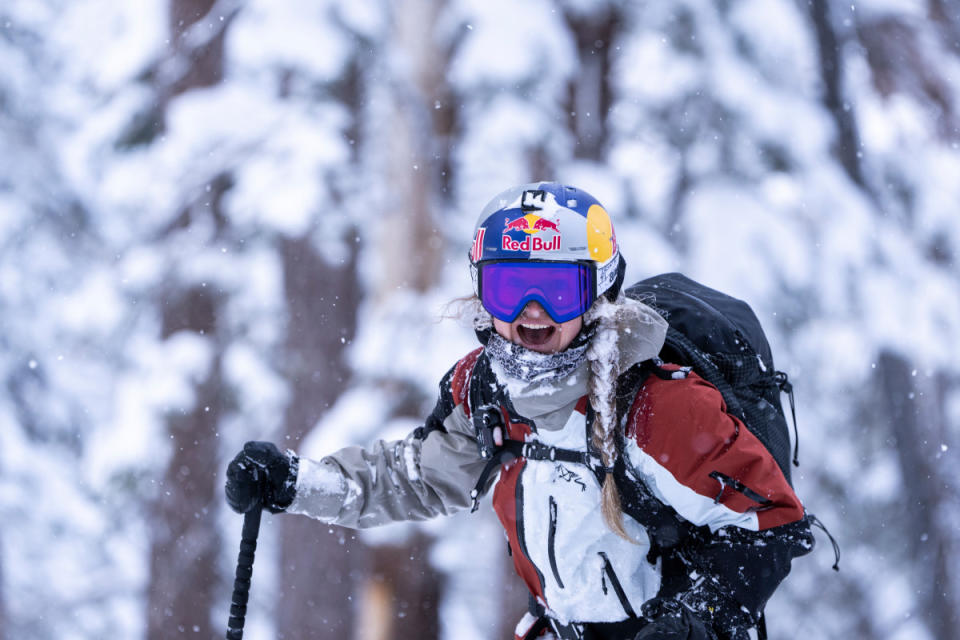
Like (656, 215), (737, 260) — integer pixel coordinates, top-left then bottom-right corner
(516, 323), (556, 347)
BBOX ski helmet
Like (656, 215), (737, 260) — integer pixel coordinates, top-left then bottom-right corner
(469, 182), (624, 322)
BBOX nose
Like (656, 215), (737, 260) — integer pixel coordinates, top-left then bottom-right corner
(518, 301), (547, 320)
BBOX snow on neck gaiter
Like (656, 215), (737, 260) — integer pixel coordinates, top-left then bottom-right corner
(484, 326), (594, 383)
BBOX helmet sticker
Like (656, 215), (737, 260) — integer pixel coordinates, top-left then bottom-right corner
(586, 204), (616, 263)
(471, 227), (486, 262)
(521, 189), (547, 211)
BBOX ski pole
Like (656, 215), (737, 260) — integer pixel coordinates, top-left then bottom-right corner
(226, 507), (262, 639)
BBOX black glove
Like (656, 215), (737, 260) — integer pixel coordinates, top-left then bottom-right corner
(634, 598), (717, 640)
(675, 577), (753, 640)
(225, 441), (298, 514)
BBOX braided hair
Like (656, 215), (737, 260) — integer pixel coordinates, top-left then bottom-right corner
(584, 296), (635, 541)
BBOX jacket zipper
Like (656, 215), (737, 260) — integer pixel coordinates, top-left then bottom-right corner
(515, 464), (545, 592)
(547, 496), (565, 589)
(598, 551), (637, 618)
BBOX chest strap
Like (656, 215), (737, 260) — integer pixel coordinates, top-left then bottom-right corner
(469, 439), (603, 511)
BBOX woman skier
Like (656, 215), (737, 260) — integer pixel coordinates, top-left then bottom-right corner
(226, 182), (814, 640)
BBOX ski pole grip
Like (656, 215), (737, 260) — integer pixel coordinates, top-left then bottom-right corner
(227, 507), (262, 639)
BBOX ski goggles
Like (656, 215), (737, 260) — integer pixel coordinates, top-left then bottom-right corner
(474, 260), (596, 323)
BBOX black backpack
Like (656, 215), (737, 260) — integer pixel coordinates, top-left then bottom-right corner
(623, 272), (798, 484)
(610, 274), (813, 639)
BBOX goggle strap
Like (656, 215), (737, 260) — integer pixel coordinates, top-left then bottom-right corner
(596, 255), (619, 298)
(470, 262), (480, 296)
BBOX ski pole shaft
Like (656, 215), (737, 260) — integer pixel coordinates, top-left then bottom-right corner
(226, 507), (262, 639)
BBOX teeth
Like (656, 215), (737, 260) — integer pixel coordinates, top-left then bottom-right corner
(520, 323), (551, 330)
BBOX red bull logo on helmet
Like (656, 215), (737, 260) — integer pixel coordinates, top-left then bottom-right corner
(501, 213), (562, 252)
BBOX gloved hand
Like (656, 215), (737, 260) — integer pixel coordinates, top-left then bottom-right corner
(633, 598), (717, 640)
(674, 577), (753, 640)
(225, 441), (298, 514)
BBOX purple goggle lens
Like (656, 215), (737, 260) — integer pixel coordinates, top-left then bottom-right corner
(478, 261), (595, 323)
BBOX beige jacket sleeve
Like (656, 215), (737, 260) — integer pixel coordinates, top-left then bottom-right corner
(286, 403), (490, 528)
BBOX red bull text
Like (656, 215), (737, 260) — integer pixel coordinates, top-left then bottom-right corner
(501, 214), (562, 252)
(501, 234), (562, 251)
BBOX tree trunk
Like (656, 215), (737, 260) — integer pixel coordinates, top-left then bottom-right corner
(276, 234), (364, 640)
(929, 0), (960, 55)
(167, 0), (225, 95)
(876, 351), (957, 639)
(359, 533), (442, 640)
(145, 3), (229, 637)
(372, 0), (452, 300)
(147, 286), (225, 638)
(565, 8), (620, 160)
(807, 0), (867, 189)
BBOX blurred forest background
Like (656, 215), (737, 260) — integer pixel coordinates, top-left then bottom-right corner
(1, 0), (958, 638)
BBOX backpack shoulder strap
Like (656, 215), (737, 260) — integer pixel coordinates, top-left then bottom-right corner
(467, 349), (514, 459)
(615, 359), (656, 427)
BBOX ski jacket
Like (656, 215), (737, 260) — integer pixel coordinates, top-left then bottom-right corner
(288, 307), (812, 633)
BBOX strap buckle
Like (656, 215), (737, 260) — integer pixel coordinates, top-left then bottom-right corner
(521, 440), (557, 461)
